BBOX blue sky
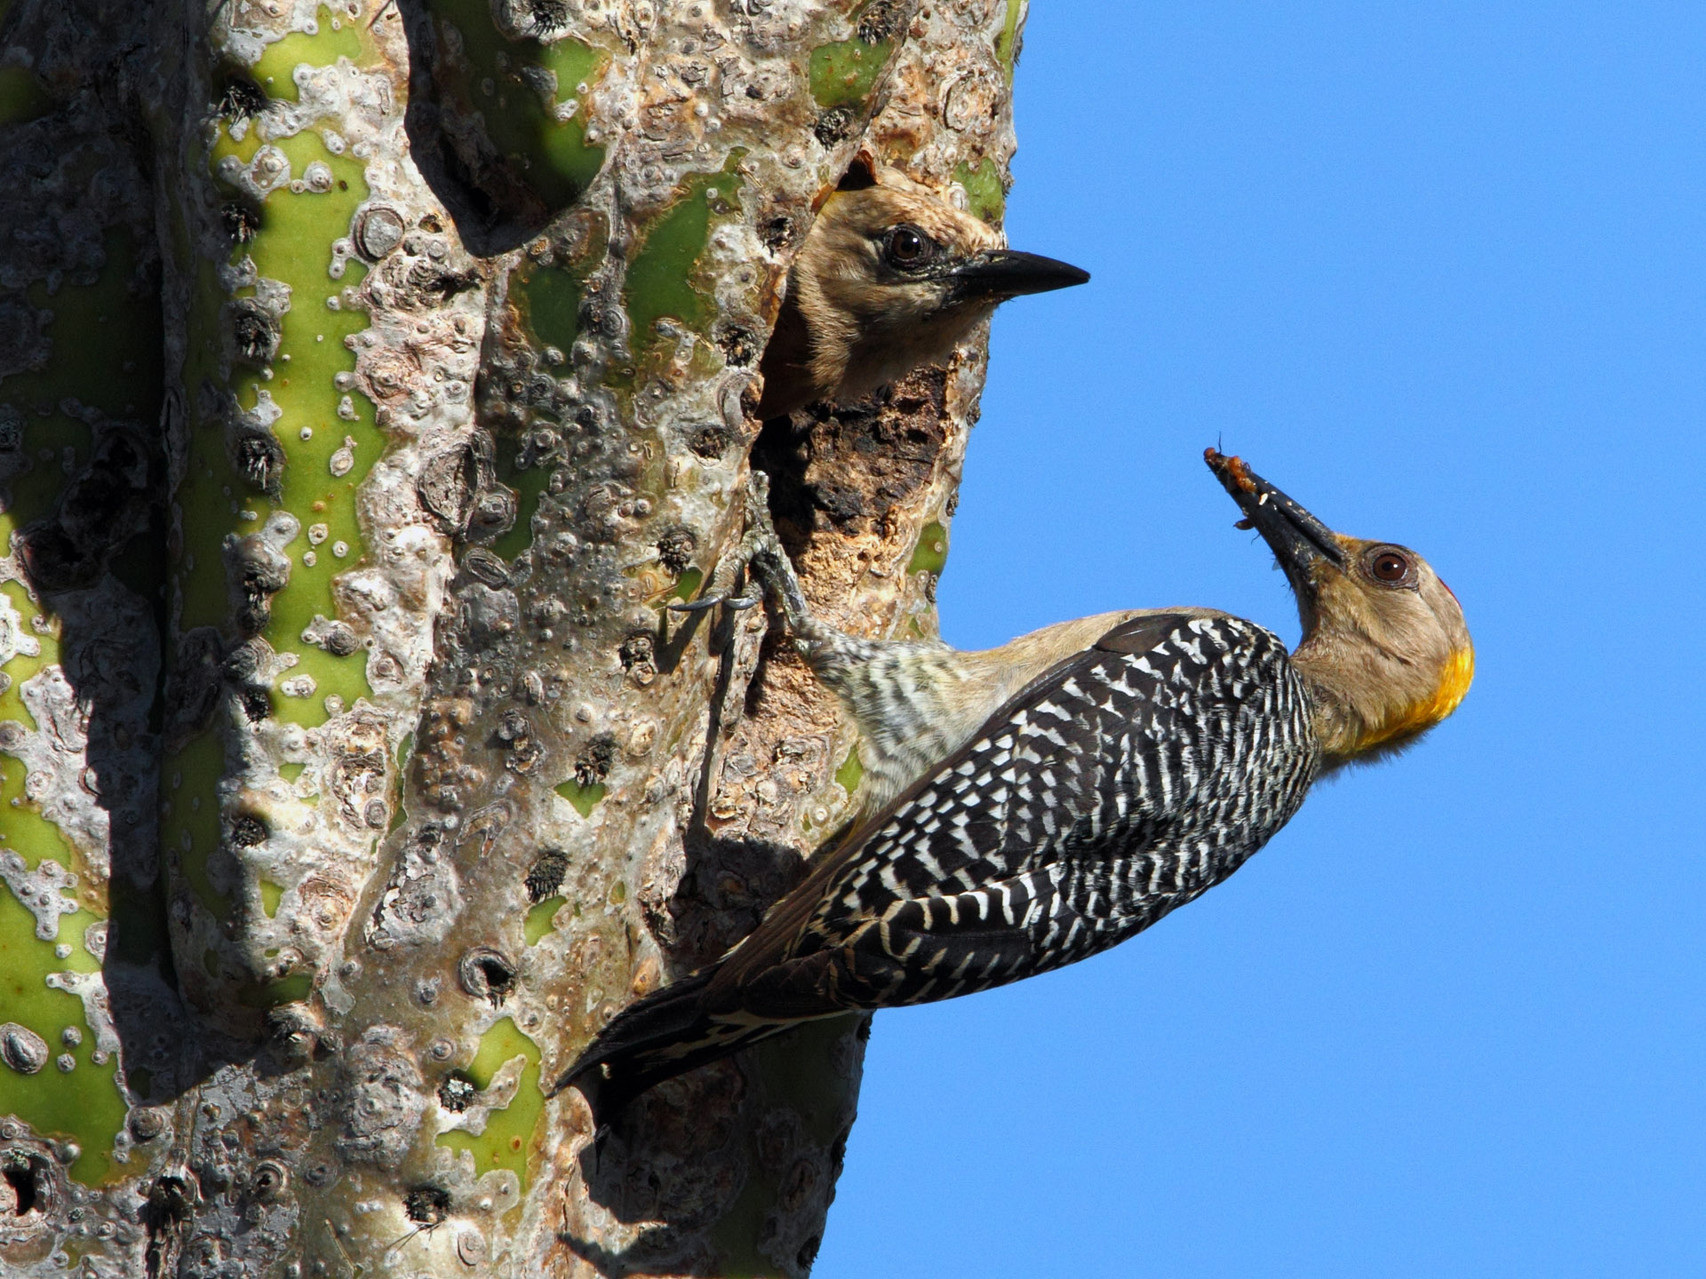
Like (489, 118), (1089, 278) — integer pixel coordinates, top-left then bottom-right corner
(816, 4), (1706, 1275)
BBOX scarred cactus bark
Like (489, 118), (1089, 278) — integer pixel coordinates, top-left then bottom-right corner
(0, 0), (1028, 1272)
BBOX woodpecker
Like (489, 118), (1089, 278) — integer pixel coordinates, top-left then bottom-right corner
(756, 162), (1089, 418)
(558, 452), (1473, 1123)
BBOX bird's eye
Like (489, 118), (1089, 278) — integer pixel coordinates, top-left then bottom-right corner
(884, 224), (933, 267)
(1367, 547), (1412, 584)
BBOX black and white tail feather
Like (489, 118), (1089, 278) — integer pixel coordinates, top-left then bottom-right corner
(553, 973), (803, 1129)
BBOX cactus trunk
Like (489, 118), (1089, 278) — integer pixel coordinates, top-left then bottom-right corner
(0, 0), (1025, 1272)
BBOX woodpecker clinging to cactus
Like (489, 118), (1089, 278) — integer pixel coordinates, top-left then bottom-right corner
(756, 160), (1089, 418)
(557, 451), (1473, 1123)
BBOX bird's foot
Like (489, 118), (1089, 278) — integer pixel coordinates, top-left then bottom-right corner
(669, 471), (794, 617)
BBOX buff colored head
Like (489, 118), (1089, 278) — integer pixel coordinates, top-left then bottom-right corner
(1205, 448), (1474, 767)
(757, 161), (1089, 418)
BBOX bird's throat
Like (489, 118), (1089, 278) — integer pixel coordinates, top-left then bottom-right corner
(1297, 644), (1475, 763)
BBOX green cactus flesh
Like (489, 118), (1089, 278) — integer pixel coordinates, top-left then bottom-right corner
(524, 895), (565, 945)
(251, 6), (364, 103)
(492, 436), (554, 562)
(834, 744), (864, 797)
(623, 151), (748, 365)
(808, 15), (898, 110)
(195, 121), (378, 730)
(422, 0), (607, 210)
(995, 0), (1022, 80)
(495, 252), (602, 560)
(0, 885), (125, 1185)
(953, 157), (1006, 225)
(554, 779), (605, 818)
(906, 520), (949, 575)
(435, 1016), (543, 1195)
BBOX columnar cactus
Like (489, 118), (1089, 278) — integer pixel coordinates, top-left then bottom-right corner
(0, 0), (1028, 1272)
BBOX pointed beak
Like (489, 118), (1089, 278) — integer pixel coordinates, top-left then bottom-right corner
(944, 249), (1090, 303)
(1204, 448), (1346, 599)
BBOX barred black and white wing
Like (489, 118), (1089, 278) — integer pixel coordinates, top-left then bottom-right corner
(704, 611), (1319, 1014)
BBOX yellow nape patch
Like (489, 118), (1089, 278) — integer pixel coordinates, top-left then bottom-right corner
(1361, 645), (1476, 752)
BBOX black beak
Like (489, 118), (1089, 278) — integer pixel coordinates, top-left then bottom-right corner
(1204, 448), (1346, 599)
(945, 250), (1090, 303)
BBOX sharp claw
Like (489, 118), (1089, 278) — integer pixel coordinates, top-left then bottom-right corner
(669, 582), (761, 614)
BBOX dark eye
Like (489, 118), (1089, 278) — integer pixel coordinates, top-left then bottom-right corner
(1367, 547), (1412, 584)
(884, 224), (933, 266)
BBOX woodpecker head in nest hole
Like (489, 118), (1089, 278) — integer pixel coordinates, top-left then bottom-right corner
(757, 158), (1089, 418)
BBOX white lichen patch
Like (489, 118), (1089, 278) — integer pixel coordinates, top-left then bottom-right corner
(0, 585), (42, 666)
(0, 852), (80, 940)
(43, 969), (123, 1062)
(25, 583), (162, 892)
